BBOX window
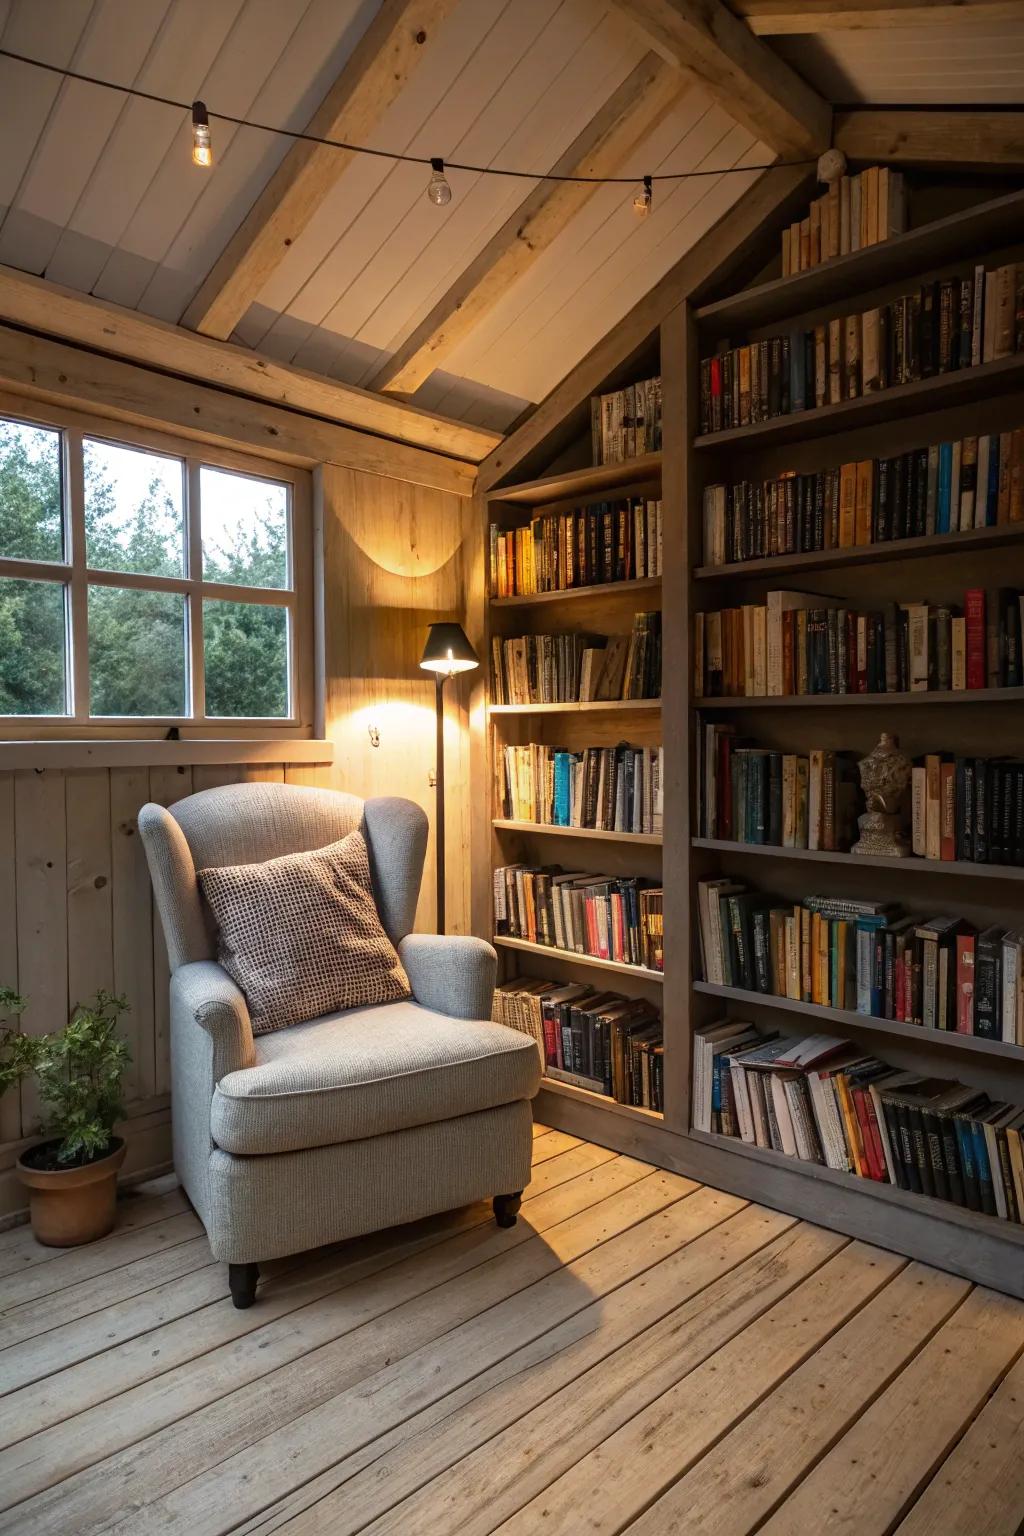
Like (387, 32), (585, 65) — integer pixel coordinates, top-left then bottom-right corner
(0, 409), (310, 731)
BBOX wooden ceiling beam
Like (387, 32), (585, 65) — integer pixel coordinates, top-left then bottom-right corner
(732, 0), (1021, 34)
(0, 264), (500, 463)
(182, 0), (460, 343)
(370, 56), (688, 397)
(835, 110), (1024, 167)
(611, 0), (831, 160)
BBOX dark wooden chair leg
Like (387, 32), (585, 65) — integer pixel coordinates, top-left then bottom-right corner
(229, 1261), (260, 1309)
(493, 1192), (523, 1229)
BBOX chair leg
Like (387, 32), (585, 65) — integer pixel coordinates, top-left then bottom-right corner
(229, 1262), (260, 1309)
(493, 1192), (523, 1229)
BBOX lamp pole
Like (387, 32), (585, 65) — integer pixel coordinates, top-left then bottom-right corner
(419, 621), (479, 940)
(435, 671), (447, 935)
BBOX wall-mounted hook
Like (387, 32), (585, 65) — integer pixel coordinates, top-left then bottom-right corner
(367, 724), (380, 748)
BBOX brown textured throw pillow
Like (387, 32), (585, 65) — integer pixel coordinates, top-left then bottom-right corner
(197, 830), (410, 1035)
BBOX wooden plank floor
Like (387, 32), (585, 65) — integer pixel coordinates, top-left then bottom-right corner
(2, 1126), (1024, 1536)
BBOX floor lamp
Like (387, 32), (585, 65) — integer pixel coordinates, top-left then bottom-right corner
(419, 622), (479, 934)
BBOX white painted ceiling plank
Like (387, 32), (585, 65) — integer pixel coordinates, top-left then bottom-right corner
(303, 0), (636, 380)
(346, 5), (646, 359)
(0, 0), (96, 211)
(138, 0), (372, 322)
(246, 0), (510, 335)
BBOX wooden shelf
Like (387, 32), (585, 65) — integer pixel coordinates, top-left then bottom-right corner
(692, 838), (1024, 883)
(695, 687), (1024, 710)
(694, 522), (1024, 582)
(539, 1075), (664, 1124)
(689, 1127), (1024, 1249)
(492, 819), (662, 846)
(490, 698), (660, 716)
(488, 452), (662, 506)
(695, 187), (1024, 338)
(495, 933), (664, 983)
(491, 576), (662, 608)
(692, 980), (1024, 1065)
(693, 354), (1024, 453)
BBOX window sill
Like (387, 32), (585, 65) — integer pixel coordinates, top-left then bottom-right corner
(0, 738), (335, 770)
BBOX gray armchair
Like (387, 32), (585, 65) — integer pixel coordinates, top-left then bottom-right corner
(139, 782), (539, 1307)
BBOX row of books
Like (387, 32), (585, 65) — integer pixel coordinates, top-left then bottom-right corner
(490, 614), (661, 706)
(698, 261), (1024, 434)
(698, 722), (1024, 867)
(781, 166), (907, 275)
(494, 978), (663, 1108)
(697, 721), (857, 851)
(696, 880), (1024, 1044)
(589, 376), (662, 464)
(489, 498), (663, 598)
(498, 742), (663, 835)
(693, 1022), (1024, 1221)
(700, 428), (1024, 567)
(493, 864), (664, 972)
(693, 588), (1024, 698)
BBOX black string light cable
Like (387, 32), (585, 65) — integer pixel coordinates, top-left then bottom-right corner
(0, 45), (821, 209)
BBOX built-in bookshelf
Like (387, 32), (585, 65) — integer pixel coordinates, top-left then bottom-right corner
(478, 180), (1024, 1297)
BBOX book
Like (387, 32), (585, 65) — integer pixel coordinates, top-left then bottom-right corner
(490, 495), (663, 597)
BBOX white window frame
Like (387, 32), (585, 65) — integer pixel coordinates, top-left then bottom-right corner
(0, 392), (315, 740)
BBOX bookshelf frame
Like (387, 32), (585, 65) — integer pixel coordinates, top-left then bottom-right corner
(474, 180), (1024, 1299)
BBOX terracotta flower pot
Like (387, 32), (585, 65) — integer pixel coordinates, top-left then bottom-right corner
(16, 1138), (126, 1247)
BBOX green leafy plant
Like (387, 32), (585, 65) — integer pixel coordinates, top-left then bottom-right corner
(1, 990), (132, 1167)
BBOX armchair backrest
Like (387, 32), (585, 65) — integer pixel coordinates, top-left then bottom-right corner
(138, 782), (428, 972)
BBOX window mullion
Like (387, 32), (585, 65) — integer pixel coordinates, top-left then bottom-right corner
(187, 459), (205, 722)
(66, 429), (89, 723)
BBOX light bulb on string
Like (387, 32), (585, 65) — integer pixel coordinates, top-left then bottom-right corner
(427, 157), (452, 206)
(633, 175), (653, 218)
(191, 101), (212, 168)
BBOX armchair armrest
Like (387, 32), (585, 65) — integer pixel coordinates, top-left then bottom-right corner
(170, 960), (256, 1083)
(398, 934), (496, 1021)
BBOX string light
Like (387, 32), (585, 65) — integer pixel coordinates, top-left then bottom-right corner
(426, 157), (452, 206)
(191, 100), (212, 168)
(633, 175), (653, 218)
(0, 47), (819, 191)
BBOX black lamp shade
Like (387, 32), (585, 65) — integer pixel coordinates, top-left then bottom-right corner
(420, 622), (479, 675)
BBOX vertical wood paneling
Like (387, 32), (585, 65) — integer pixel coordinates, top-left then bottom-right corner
(65, 769), (114, 1012)
(110, 766), (156, 1104)
(0, 772), (20, 1143)
(147, 765), (193, 1099)
(13, 770), (67, 1131)
(318, 463), (471, 934)
(242, 764), (286, 783)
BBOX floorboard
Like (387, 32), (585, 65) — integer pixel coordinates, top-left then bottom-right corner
(1, 1132), (1022, 1536)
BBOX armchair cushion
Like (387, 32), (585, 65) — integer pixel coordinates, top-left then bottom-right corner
(210, 999), (541, 1155)
(197, 829), (410, 1035)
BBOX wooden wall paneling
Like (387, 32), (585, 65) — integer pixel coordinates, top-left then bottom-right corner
(109, 767), (157, 1105)
(241, 765), (286, 784)
(12, 771), (68, 1132)
(283, 764), (330, 788)
(65, 769), (115, 1015)
(0, 772), (20, 1143)
(190, 766), (245, 794)
(318, 464), (471, 934)
(147, 766), (193, 1099)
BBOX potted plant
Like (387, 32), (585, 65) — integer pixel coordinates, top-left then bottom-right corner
(1, 989), (132, 1246)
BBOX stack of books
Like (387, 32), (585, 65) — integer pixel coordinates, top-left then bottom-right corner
(693, 586), (1024, 698)
(781, 166), (907, 274)
(490, 497), (662, 597)
(499, 742), (663, 835)
(589, 376), (662, 463)
(697, 721), (858, 849)
(696, 879), (1024, 1042)
(494, 864), (664, 972)
(698, 260), (1024, 433)
(494, 978), (663, 1107)
(701, 427), (1024, 566)
(693, 1021), (1024, 1222)
(490, 613), (661, 705)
